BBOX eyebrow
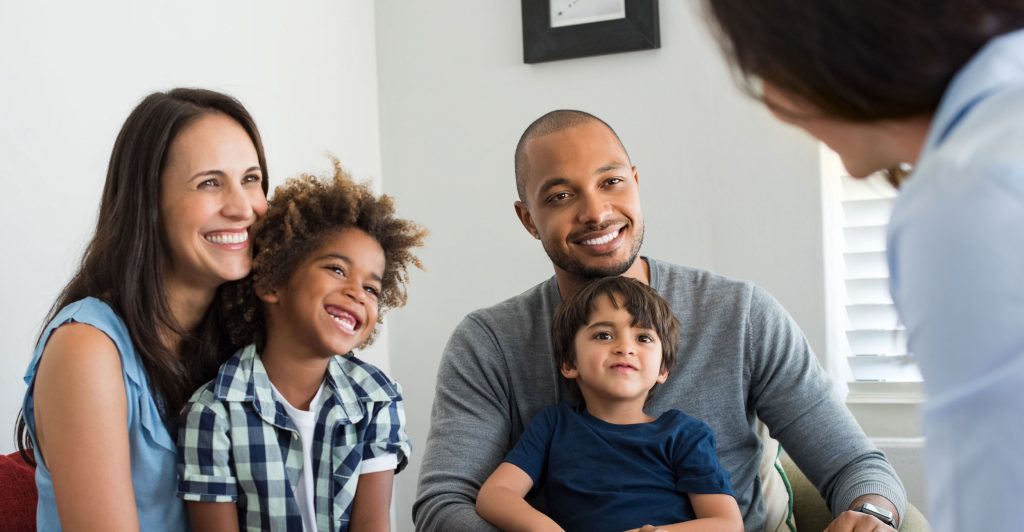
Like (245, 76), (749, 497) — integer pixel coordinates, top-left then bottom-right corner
(318, 253), (384, 283)
(584, 319), (656, 333)
(595, 162), (626, 174)
(534, 162), (627, 197)
(536, 177), (571, 197)
(188, 166), (262, 183)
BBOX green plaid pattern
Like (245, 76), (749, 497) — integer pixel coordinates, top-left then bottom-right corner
(177, 344), (410, 531)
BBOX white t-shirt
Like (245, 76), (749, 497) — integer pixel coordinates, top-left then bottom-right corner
(272, 380), (398, 532)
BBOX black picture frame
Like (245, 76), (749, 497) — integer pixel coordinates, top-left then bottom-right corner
(521, 0), (659, 64)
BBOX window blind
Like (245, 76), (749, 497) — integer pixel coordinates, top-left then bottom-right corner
(837, 173), (921, 384)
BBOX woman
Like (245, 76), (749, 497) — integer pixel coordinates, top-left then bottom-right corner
(19, 88), (269, 531)
(704, 2), (1024, 531)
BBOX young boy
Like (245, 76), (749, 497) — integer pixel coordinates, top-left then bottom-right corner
(177, 161), (427, 532)
(476, 276), (743, 532)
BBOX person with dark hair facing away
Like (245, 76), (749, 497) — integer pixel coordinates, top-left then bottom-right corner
(704, 2), (1024, 530)
(19, 88), (270, 531)
(414, 109), (906, 532)
(177, 161), (427, 532)
(476, 277), (743, 532)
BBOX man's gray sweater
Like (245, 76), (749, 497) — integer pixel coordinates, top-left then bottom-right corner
(413, 258), (906, 531)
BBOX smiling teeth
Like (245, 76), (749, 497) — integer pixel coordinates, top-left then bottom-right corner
(206, 232), (248, 244)
(331, 315), (355, 332)
(327, 307), (357, 331)
(581, 229), (619, 246)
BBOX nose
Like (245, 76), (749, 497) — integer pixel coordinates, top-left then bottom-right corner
(221, 182), (257, 221)
(342, 281), (367, 304)
(613, 339), (636, 357)
(576, 191), (611, 225)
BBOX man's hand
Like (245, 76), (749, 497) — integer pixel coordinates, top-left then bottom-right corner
(824, 509), (897, 532)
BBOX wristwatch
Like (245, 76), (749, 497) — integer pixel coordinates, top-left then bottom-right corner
(854, 502), (896, 528)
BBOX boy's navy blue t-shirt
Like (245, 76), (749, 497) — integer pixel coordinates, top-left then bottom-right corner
(504, 402), (734, 532)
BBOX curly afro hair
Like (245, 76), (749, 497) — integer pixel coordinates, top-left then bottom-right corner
(224, 159), (427, 350)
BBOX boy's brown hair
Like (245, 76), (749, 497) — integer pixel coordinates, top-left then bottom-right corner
(224, 159), (427, 350)
(551, 276), (681, 405)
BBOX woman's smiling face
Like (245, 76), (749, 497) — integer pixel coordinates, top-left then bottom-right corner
(159, 112), (268, 291)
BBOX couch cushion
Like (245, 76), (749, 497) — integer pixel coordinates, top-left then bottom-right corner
(758, 422), (796, 532)
(0, 452), (37, 532)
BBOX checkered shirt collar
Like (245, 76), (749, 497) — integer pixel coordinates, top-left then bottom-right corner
(209, 344), (397, 430)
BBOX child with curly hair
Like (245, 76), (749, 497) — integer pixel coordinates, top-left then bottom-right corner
(177, 161), (427, 532)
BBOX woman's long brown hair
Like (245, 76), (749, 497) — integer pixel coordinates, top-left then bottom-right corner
(16, 88), (269, 464)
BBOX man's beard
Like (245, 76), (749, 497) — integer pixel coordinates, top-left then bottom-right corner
(542, 223), (644, 280)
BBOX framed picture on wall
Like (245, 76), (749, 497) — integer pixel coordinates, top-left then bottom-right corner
(521, 0), (660, 64)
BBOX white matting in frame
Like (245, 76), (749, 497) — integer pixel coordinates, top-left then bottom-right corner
(549, 0), (626, 28)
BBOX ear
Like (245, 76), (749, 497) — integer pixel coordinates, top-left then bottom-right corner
(631, 165), (639, 186)
(257, 285), (280, 305)
(656, 367), (669, 384)
(560, 363), (579, 380)
(514, 200), (540, 240)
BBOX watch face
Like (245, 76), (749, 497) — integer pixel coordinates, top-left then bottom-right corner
(857, 502), (894, 525)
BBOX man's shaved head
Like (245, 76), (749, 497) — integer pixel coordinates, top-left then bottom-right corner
(514, 110), (630, 202)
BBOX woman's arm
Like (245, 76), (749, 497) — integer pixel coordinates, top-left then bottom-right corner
(476, 462), (562, 532)
(187, 501), (240, 531)
(350, 469), (395, 532)
(33, 323), (140, 532)
(625, 493), (743, 532)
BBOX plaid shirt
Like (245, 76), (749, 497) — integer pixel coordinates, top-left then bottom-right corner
(177, 344), (410, 532)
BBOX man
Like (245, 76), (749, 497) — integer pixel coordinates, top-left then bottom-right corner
(413, 110), (906, 531)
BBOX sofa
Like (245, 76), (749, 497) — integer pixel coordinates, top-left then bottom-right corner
(782, 453), (929, 531)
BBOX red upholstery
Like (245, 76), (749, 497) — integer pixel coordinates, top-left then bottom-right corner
(0, 451), (37, 532)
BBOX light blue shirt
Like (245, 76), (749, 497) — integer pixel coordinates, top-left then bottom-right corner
(22, 297), (188, 531)
(888, 28), (1024, 532)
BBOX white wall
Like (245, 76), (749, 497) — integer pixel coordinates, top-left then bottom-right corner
(0, 1), (388, 454)
(374, 3), (825, 529)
